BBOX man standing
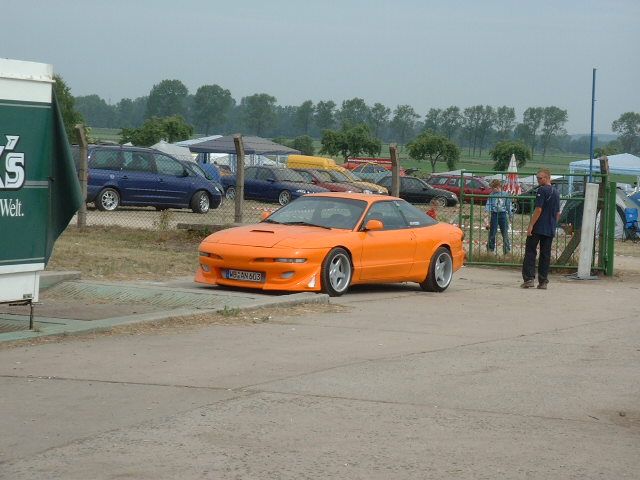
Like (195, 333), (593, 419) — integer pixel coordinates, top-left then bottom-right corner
(521, 169), (560, 289)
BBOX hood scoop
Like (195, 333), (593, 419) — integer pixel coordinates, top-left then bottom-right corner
(249, 229), (275, 234)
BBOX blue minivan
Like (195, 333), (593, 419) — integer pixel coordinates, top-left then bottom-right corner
(74, 145), (223, 214)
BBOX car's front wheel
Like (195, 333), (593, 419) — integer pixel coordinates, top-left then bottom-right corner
(96, 188), (120, 211)
(278, 190), (292, 206)
(433, 196), (447, 207)
(225, 186), (236, 200)
(420, 246), (453, 292)
(321, 248), (352, 297)
(191, 191), (210, 214)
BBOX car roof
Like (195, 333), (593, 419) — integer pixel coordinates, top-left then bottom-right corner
(304, 192), (400, 204)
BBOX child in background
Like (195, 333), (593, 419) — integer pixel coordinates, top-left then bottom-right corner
(426, 198), (439, 220)
(484, 179), (512, 254)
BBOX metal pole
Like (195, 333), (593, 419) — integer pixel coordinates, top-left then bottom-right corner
(389, 143), (400, 197)
(233, 134), (245, 224)
(588, 68), (597, 182)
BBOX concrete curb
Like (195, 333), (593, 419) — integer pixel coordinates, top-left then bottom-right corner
(0, 292), (330, 343)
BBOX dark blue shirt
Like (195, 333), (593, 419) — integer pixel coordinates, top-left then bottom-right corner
(533, 184), (560, 237)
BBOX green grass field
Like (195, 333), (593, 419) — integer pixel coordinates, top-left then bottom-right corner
(89, 127), (122, 143)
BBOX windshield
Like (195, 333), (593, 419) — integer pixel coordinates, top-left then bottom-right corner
(326, 170), (351, 182)
(312, 170), (333, 182)
(273, 168), (307, 183)
(339, 170), (360, 182)
(265, 196), (367, 230)
(186, 162), (213, 180)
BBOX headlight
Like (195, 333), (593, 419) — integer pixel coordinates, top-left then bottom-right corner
(363, 189), (372, 194)
(200, 251), (223, 260)
(295, 189), (309, 194)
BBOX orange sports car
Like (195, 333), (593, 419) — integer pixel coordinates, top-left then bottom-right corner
(195, 193), (465, 296)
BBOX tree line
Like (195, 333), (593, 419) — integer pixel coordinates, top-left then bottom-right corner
(66, 77), (638, 158)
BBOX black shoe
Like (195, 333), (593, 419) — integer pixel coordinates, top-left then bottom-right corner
(520, 280), (535, 288)
(537, 281), (548, 290)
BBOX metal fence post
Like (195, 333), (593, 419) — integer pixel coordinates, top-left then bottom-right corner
(75, 124), (88, 229)
(604, 181), (616, 276)
(389, 144), (400, 197)
(234, 134), (245, 224)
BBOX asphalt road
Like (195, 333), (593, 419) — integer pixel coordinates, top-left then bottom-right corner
(0, 266), (638, 479)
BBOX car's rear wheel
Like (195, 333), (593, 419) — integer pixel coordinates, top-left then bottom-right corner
(278, 190), (292, 206)
(420, 246), (453, 292)
(321, 248), (352, 297)
(191, 191), (210, 214)
(433, 196), (447, 207)
(225, 186), (236, 200)
(96, 188), (120, 211)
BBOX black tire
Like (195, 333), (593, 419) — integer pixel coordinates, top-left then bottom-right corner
(321, 248), (352, 297)
(191, 191), (210, 214)
(420, 246), (453, 293)
(433, 196), (447, 207)
(225, 186), (236, 200)
(278, 190), (292, 206)
(96, 188), (120, 211)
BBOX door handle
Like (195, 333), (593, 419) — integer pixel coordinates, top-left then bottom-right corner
(122, 175), (128, 179)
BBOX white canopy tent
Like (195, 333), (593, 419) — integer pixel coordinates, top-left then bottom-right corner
(569, 153), (640, 176)
(569, 153), (640, 193)
(151, 140), (194, 162)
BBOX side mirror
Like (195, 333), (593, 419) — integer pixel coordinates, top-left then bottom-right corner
(181, 169), (189, 177)
(364, 219), (384, 231)
(260, 211), (271, 220)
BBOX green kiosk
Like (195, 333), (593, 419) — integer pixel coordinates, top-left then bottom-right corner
(0, 58), (82, 327)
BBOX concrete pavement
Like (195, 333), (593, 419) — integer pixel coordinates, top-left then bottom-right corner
(0, 266), (638, 479)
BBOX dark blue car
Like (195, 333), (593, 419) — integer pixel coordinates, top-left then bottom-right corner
(75, 145), (223, 213)
(221, 166), (329, 205)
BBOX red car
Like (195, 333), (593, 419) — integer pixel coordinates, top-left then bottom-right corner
(292, 168), (365, 193)
(425, 174), (491, 203)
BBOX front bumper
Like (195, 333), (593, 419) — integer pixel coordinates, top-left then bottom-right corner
(195, 244), (326, 292)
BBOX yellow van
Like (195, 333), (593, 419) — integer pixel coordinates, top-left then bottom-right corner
(287, 155), (340, 170)
(286, 155), (388, 195)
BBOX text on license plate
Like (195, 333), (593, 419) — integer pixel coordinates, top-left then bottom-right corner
(225, 269), (263, 282)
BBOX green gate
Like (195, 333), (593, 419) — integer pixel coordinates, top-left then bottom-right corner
(457, 170), (616, 276)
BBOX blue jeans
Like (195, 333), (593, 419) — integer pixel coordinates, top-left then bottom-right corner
(488, 212), (511, 253)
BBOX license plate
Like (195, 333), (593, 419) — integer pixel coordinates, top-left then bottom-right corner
(225, 269), (263, 282)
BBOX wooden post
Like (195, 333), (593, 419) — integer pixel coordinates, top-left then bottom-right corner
(389, 143), (400, 197)
(75, 124), (88, 229)
(234, 134), (245, 224)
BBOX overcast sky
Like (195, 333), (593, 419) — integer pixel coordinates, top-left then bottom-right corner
(2, 0), (638, 134)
